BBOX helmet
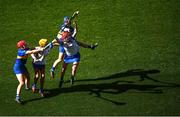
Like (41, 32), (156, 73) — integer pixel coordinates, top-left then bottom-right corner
(64, 16), (70, 22)
(64, 16), (70, 25)
(17, 40), (27, 48)
(61, 31), (70, 41)
(39, 39), (48, 47)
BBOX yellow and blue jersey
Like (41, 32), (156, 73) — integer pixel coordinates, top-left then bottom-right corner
(13, 49), (29, 74)
(16, 49), (28, 64)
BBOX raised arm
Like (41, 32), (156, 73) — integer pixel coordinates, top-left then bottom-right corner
(72, 21), (78, 38)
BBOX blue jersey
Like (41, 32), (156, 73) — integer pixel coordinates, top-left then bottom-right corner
(13, 49), (29, 74)
(15, 49), (28, 64)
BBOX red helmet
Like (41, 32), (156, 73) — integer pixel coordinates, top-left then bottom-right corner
(17, 40), (27, 48)
(61, 31), (70, 41)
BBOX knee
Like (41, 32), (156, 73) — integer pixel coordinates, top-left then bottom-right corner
(61, 66), (67, 72)
(72, 64), (78, 71)
(57, 58), (62, 62)
(19, 81), (24, 86)
(61, 68), (66, 72)
(41, 74), (45, 78)
(72, 67), (76, 72)
(35, 73), (39, 79)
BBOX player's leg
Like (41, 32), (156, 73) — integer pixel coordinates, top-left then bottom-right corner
(70, 62), (79, 85)
(50, 52), (64, 78)
(52, 52), (64, 70)
(59, 62), (68, 88)
(39, 66), (45, 97)
(15, 74), (25, 103)
(32, 66), (39, 93)
(24, 67), (30, 90)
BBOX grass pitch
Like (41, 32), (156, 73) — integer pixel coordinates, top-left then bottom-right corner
(0, 0), (180, 115)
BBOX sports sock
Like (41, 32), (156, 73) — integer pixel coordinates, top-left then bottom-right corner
(71, 75), (74, 79)
(52, 67), (55, 71)
(32, 83), (36, 87)
(25, 85), (29, 89)
(39, 88), (43, 93)
(16, 94), (20, 99)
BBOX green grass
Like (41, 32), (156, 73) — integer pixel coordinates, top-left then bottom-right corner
(0, 0), (180, 115)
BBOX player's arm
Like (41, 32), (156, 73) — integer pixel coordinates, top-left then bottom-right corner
(52, 38), (60, 45)
(76, 40), (98, 50)
(72, 21), (78, 38)
(26, 47), (44, 54)
(31, 47), (38, 61)
(43, 38), (60, 50)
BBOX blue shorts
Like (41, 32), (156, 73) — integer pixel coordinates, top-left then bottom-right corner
(32, 63), (45, 70)
(64, 53), (80, 64)
(59, 46), (65, 53)
(13, 64), (28, 74)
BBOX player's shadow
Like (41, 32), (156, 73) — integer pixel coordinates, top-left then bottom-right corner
(23, 69), (180, 105)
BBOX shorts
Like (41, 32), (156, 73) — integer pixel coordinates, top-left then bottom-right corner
(13, 64), (28, 74)
(59, 46), (65, 53)
(32, 63), (45, 70)
(64, 52), (80, 64)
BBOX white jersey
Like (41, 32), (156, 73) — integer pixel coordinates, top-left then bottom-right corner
(31, 46), (51, 65)
(62, 39), (79, 56)
(57, 27), (77, 39)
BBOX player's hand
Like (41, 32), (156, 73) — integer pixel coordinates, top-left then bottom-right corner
(74, 11), (79, 15)
(90, 43), (98, 50)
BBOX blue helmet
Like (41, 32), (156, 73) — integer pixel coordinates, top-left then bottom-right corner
(64, 16), (70, 22)
(63, 16), (70, 25)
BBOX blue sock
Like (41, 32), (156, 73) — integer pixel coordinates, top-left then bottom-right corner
(52, 67), (55, 71)
(32, 83), (36, 87)
(16, 94), (20, 99)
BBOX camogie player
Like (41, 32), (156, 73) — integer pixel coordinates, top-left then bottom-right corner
(50, 11), (97, 78)
(31, 39), (53, 97)
(50, 11), (79, 78)
(55, 31), (98, 88)
(57, 10), (79, 38)
(13, 40), (43, 104)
